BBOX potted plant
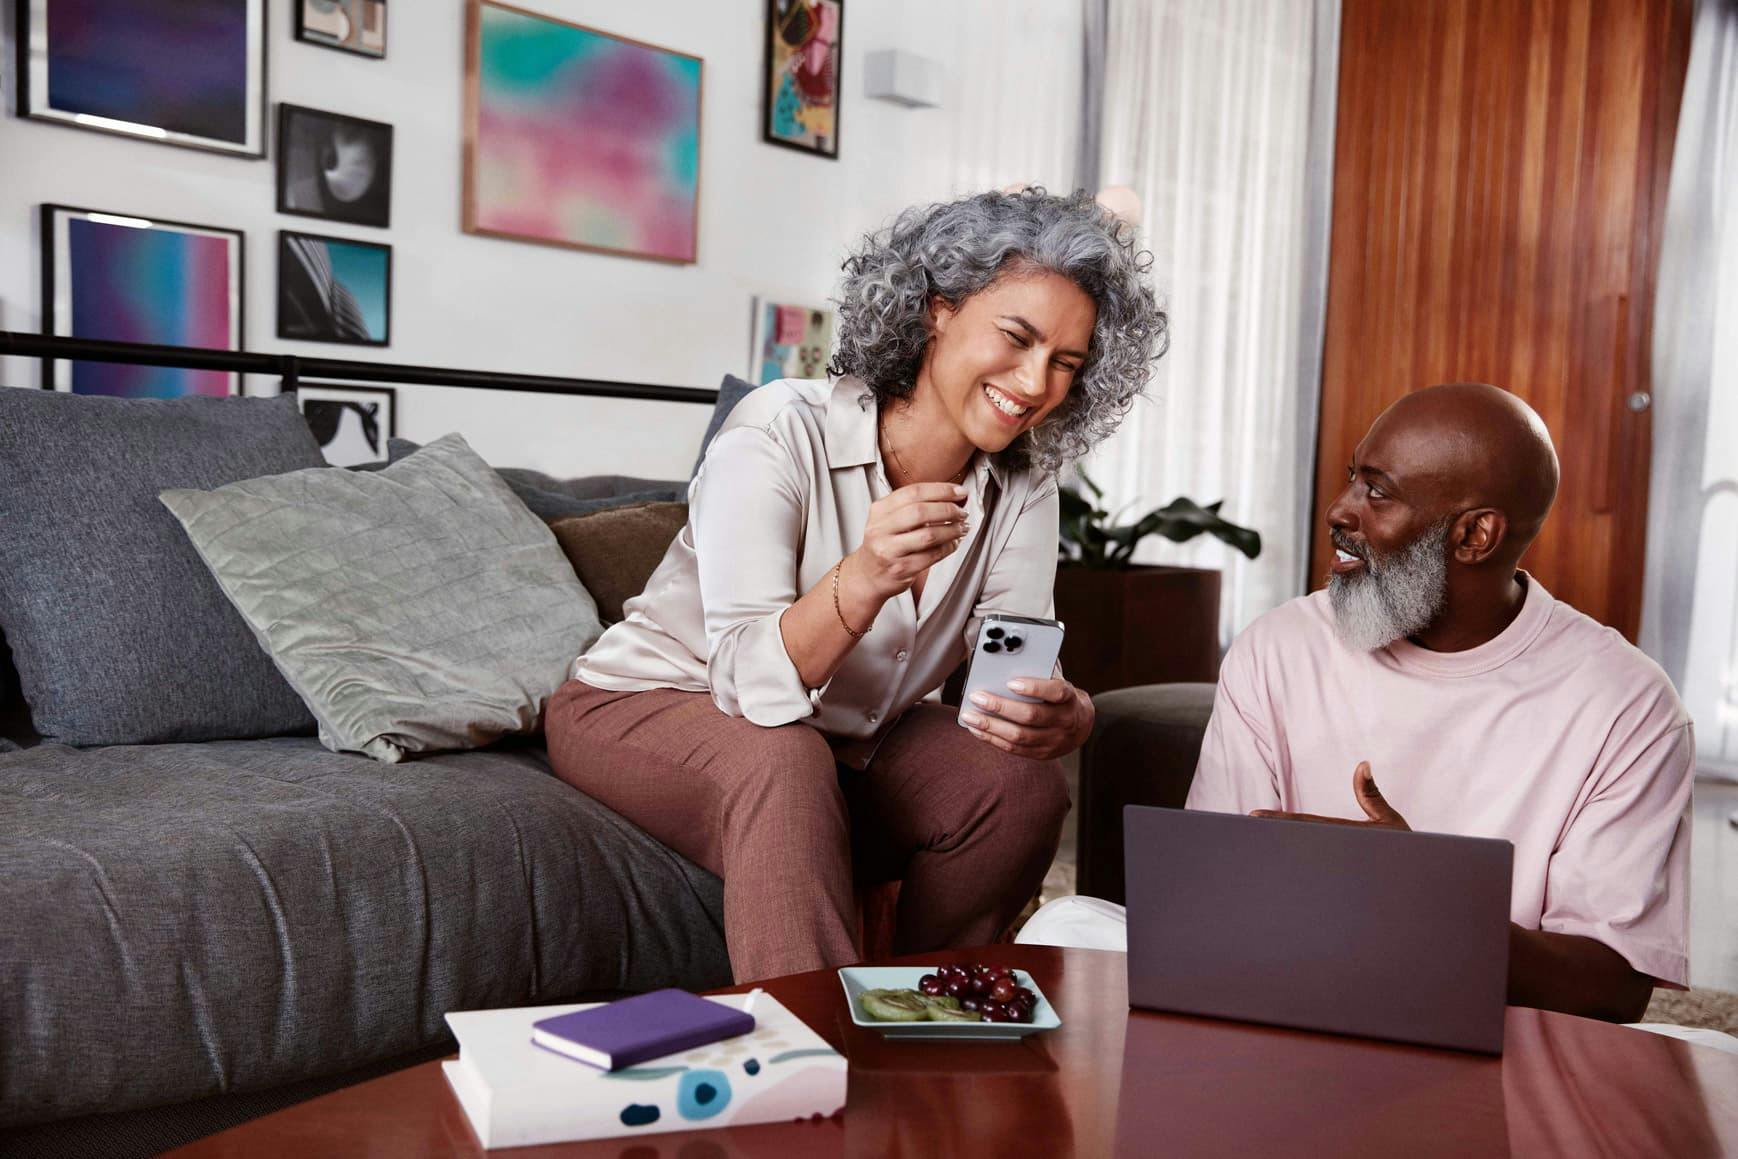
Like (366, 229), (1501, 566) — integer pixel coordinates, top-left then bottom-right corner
(1054, 471), (1261, 694)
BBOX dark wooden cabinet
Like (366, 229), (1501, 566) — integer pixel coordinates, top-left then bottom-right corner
(1053, 565), (1222, 695)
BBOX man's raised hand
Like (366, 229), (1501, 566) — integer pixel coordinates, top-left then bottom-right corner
(1249, 762), (1411, 831)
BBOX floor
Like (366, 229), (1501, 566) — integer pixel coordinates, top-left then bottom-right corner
(1038, 766), (1738, 995)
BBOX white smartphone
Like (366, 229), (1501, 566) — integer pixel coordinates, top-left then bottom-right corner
(957, 614), (1066, 727)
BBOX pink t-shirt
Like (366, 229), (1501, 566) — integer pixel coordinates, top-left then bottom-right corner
(1185, 573), (1694, 987)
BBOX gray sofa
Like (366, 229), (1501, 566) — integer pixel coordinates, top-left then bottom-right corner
(1075, 683), (1218, 906)
(0, 390), (742, 1155)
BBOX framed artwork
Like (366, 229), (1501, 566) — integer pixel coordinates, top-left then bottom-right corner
(291, 383), (397, 466)
(296, 0), (388, 58)
(464, 1), (703, 265)
(41, 204), (244, 397)
(749, 297), (834, 383)
(277, 231), (392, 347)
(277, 104), (394, 228)
(762, 0), (841, 159)
(19, 0), (268, 157)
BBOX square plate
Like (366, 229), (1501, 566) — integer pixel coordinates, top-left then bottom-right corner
(838, 966), (1062, 1040)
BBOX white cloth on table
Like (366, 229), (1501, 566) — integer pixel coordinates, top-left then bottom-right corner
(1016, 895), (1128, 951)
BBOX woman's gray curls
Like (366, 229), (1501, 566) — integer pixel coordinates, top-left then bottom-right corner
(828, 187), (1167, 473)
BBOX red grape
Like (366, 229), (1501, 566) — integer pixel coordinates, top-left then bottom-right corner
(923, 964), (1047, 1024)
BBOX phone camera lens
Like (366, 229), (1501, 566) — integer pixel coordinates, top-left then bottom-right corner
(985, 626), (1005, 640)
(983, 641), (1003, 654)
(1005, 636), (1024, 651)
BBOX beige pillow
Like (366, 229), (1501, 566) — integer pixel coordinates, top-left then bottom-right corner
(548, 502), (689, 623)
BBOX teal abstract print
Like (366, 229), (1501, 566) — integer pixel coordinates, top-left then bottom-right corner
(466, 2), (702, 263)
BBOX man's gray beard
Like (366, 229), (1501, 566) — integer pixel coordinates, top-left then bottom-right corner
(1328, 519), (1453, 652)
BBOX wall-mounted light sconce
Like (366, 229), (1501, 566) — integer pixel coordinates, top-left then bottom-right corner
(864, 49), (942, 108)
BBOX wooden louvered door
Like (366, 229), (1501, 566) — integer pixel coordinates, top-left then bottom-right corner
(1311, 0), (1693, 637)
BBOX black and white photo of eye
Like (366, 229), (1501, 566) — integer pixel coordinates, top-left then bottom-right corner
(277, 104), (394, 228)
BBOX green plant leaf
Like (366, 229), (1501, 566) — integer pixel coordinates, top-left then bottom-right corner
(1058, 491), (1261, 566)
(1058, 484), (1115, 566)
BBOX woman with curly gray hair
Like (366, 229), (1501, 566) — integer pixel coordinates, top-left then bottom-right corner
(547, 188), (1166, 983)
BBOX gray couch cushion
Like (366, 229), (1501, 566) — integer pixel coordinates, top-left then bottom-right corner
(386, 438), (683, 520)
(0, 390), (325, 746)
(0, 737), (729, 1127)
(160, 434), (604, 763)
(692, 374), (759, 477)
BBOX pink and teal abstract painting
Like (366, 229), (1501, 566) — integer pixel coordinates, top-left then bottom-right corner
(468, 2), (702, 264)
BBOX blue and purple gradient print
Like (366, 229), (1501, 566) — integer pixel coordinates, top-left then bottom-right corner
(66, 216), (235, 398)
(45, 0), (252, 144)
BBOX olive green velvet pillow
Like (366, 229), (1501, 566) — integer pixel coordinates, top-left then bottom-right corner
(161, 434), (603, 762)
(547, 502), (689, 624)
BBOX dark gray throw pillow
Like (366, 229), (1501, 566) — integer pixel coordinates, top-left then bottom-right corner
(0, 389), (326, 746)
(385, 438), (682, 519)
(692, 374), (759, 477)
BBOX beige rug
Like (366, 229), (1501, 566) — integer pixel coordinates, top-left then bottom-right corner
(1643, 987), (1738, 1036)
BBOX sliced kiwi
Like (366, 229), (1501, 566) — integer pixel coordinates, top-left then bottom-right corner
(860, 988), (930, 1022)
(860, 988), (986, 1023)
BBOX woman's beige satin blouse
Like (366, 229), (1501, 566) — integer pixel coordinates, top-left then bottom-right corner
(573, 376), (1058, 747)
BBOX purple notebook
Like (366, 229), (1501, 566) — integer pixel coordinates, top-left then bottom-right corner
(530, 989), (755, 1071)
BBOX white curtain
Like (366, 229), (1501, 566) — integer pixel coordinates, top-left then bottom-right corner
(1082, 0), (1340, 646)
(1640, 0), (1738, 781)
(886, 0), (1086, 204)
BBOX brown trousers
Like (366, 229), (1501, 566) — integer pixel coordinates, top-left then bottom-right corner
(545, 680), (1070, 983)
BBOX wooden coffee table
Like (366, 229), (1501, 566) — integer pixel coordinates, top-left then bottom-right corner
(167, 945), (1738, 1157)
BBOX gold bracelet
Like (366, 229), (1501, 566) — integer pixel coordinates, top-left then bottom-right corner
(831, 559), (870, 640)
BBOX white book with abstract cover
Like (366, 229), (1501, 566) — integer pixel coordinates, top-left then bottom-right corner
(442, 993), (846, 1149)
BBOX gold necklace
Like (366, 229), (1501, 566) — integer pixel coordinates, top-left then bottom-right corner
(880, 412), (968, 487)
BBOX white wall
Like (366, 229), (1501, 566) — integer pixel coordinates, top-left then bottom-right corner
(0, 0), (1083, 479)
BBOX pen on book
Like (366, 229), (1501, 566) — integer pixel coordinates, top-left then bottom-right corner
(743, 987), (763, 1015)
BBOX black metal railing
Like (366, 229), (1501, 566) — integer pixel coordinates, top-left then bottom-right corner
(0, 332), (720, 406)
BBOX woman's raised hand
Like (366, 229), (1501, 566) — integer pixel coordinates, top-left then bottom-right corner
(846, 482), (969, 601)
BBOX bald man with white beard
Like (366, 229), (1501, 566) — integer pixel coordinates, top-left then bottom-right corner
(1024, 384), (1699, 1028)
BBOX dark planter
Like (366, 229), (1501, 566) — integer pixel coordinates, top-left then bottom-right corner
(1053, 564), (1222, 694)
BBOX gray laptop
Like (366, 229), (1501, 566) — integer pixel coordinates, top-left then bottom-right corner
(1123, 805), (1514, 1054)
